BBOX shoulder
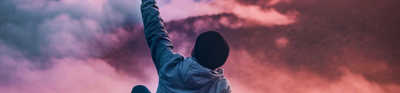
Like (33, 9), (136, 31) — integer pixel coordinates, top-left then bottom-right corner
(214, 76), (231, 93)
(159, 51), (184, 64)
(166, 53), (185, 63)
(159, 53), (185, 71)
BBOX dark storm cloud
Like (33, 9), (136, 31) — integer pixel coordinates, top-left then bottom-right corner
(270, 0), (400, 84)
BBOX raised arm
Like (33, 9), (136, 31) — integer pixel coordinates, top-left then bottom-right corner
(141, 0), (174, 73)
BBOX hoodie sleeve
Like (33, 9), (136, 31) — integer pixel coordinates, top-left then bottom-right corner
(141, 0), (174, 73)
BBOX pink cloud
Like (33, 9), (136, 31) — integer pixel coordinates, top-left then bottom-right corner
(224, 50), (400, 93)
(2, 0), (398, 93)
(276, 37), (289, 47)
(159, 0), (298, 26)
(0, 57), (158, 93)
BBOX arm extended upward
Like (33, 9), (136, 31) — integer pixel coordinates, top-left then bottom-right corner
(141, 0), (175, 73)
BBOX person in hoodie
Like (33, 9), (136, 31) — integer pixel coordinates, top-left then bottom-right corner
(132, 0), (232, 93)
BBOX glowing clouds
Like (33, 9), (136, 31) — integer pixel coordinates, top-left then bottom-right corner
(0, 39), (159, 93)
(159, 0), (298, 26)
(39, 14), (99, 57)
(0, 0), (152, 92)
(1, 0), (399, 93)
(0, 57), (157, 93)
(229, 3), (297, 26)
(276, 37), (289, 47)
(224, 50), (400, 93)
(158, 0), (223, 22)
(168, 31), (193, 56)
(15, 0), (108, 16)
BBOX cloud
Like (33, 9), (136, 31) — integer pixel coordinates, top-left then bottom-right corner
(224, 50), (400, 93)
(1, 0), (400, 93)
(0, 0), (156, 92)
(159, 0), (297, 26)
(276, 37), (289, 47)
(162, 0), (400, 90)
(0, 45), (159, 92)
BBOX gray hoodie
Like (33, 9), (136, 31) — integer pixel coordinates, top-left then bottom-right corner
(141, 0), (231, 92)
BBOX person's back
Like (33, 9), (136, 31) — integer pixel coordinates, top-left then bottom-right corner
(138, 0), (231, 92)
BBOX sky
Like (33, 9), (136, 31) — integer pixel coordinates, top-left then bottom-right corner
(0, 0), (399, 93)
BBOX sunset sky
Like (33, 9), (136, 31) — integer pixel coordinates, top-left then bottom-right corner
(0, 0), (399, 93)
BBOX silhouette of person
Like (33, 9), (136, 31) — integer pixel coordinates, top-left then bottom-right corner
(134, 0), (231, 92)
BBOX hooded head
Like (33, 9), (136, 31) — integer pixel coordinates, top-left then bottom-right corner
(191, 31), (230, 70)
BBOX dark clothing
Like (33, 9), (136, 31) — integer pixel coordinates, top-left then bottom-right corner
(140, 0), (231, 93)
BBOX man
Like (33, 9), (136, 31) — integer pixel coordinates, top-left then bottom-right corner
(133, 0), (231, 92)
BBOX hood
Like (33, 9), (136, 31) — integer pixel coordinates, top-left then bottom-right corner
(180, 57), (224, 89)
